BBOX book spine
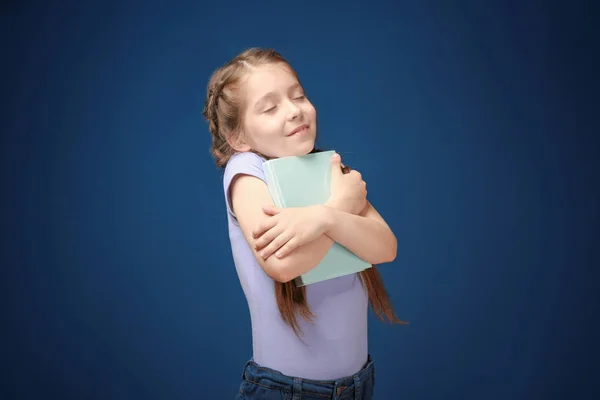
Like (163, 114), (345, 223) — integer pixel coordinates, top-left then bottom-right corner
(265, 163), (284, 208)
(275, 163), (286, 208)
(269, 163), (286, 208)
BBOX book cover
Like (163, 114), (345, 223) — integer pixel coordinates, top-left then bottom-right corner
(262, 150), (372, 286)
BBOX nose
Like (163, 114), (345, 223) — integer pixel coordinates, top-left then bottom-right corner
(286, 99), (301, 121)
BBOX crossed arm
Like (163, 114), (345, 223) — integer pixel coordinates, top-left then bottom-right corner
(231, 174), (397, 283)
(322, 200), (397, 264)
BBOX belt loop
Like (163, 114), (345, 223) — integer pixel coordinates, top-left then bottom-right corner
(353, 375), (361, 400)
(241, 360), (250, 380)
(293, 377), (302, 400)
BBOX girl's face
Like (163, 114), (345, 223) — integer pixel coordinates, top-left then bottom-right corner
(238, 63), (317, 159)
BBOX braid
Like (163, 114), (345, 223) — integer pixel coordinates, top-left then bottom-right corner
(203, 88), (219, 136)
(203, 70), (235, 168)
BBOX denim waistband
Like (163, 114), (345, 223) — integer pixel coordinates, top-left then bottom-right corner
(241, 355), (374, 399)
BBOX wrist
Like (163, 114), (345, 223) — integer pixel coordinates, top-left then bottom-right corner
(325, 198), (351, 213)
(320, 204), (337, 234)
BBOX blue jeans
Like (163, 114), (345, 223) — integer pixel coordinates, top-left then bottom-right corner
(235, 355), (375, 399)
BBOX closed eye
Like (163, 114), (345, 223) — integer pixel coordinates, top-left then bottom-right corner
(263, 106), (277, 114)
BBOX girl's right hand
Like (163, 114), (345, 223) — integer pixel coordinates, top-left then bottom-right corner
(326, 153), (367, 215)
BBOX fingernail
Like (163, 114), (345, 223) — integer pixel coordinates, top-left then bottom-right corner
(276, 251), (282, 258)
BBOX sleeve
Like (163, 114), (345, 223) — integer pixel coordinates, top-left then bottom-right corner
(223, 152), (268, 224)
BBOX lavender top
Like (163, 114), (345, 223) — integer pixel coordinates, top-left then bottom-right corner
(222, 151), (368, 380)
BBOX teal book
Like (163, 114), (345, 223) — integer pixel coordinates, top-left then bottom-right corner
(262, 150), (372, 286)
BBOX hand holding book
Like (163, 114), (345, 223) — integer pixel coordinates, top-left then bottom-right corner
(254, 152), (369, 260)
(261, 150), (373, 286)
(324, 153), (368, 215)
(252, 204), (329, 260)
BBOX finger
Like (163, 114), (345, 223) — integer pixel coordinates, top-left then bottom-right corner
(252, 216), (278, 239)
(254, 224), (285, 251)
(261, 231), (292, 259)
(262, 205), (281, 215)
(260, 230), (294, 259)
(350, 170), (362, 181)
(275, 237), (299, 258)
(330, 153), (343, 179)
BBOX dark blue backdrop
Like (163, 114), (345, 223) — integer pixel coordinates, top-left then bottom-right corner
(2, 1), (598, 399)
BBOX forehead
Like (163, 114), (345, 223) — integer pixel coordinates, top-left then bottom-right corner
(243, 64), (299, 99)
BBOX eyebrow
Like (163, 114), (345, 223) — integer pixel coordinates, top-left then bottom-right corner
(253, 83), (303, 111)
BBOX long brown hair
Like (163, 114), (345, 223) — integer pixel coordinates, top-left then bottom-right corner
(202, 48), (406, 336)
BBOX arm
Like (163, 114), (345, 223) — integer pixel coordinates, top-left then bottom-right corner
(323, 199), (397, 265)
(230, 174), (335, 283)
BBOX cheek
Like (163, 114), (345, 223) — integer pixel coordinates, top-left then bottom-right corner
(250, 117), (284, 141)
(266, 117), (286, 134)
(305, 103), (317, 120)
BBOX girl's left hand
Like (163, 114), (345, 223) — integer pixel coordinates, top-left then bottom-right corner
(253, 205), (330, 259)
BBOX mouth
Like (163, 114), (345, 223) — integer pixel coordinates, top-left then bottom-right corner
(287, 124), (309, 136)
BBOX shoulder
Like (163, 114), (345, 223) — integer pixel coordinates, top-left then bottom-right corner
(223, 152), (270, 221)
(224, 152), (266, 181)
(223, 151), (267, 196)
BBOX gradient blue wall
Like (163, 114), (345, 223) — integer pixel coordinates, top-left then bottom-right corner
(2, 1), (597, 399)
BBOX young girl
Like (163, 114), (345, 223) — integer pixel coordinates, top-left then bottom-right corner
(203, 48), (403, 400)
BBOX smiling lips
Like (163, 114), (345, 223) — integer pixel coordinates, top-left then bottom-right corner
(287, 124), (309, 136)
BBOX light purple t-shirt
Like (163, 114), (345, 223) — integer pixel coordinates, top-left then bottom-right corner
(222, 151), (369, 380)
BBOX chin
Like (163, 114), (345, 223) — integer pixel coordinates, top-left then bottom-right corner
(296, 138), (316, 156)
(280, 130), (316, 157)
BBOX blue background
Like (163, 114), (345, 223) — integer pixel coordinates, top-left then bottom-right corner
(2, 1), (598, 399)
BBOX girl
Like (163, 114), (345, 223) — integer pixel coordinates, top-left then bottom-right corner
(203, 48), (404, 400)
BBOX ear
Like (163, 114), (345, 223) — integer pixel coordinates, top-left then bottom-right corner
(227, 132), (252, 153)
